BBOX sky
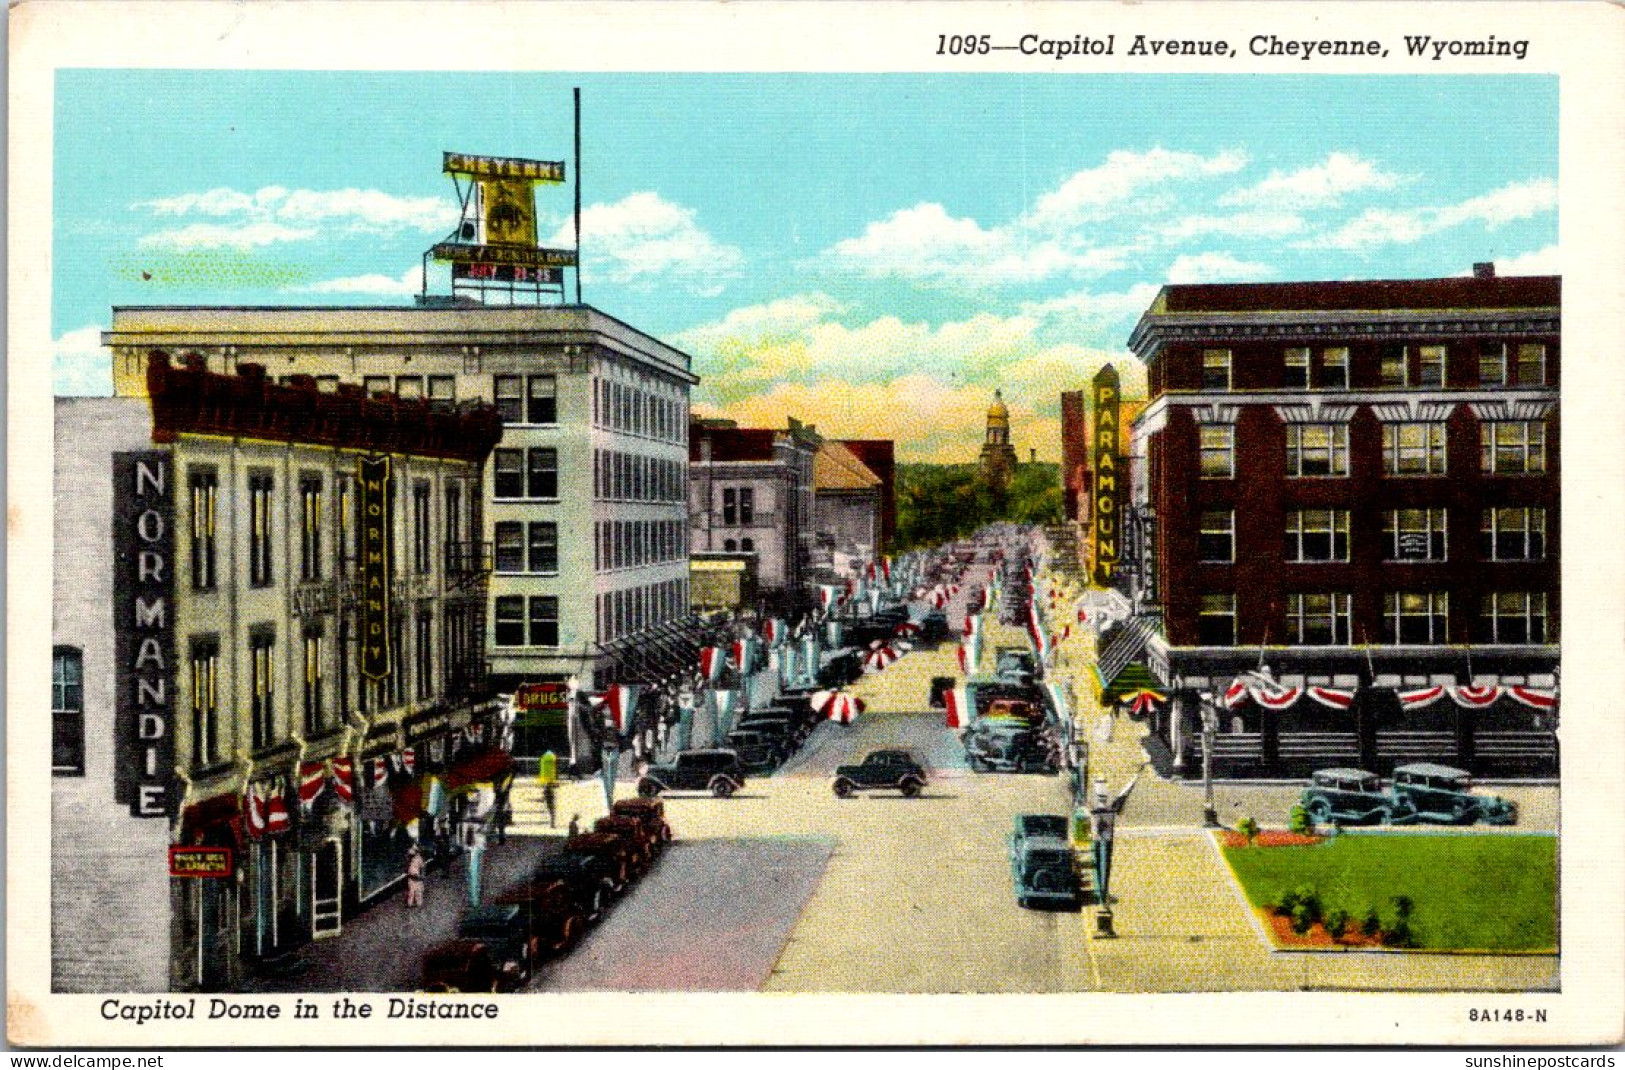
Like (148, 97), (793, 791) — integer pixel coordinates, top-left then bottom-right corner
(52, 71), (1557, 462)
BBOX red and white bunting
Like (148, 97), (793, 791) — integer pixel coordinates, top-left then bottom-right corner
(944, 686), (972, 729)
(893, 621), (921, 637)
(863, 644), (900, 672)
(810, 689), (838, 714)
(372, 758), (389, 788)
(1307, 686), (1356, 711)
(330, 756), (355, 802)
(956, 644), (969, 673)
(298, 761), (327, 807)
(604, 684), (641, 735)
(401, 748), (416, 776)
(244, 786), (267, 839)
(1451, 684), (1503, 709)
(825, 693), (865, 725)
(264, 785), (292, 835)
(1507, 686), (1557, 710)
(1399, 686), (1446, 710)
(698, 646), (724, 683)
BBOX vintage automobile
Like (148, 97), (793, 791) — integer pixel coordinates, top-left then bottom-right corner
(593, 814), (658, 871)
(531, 851), (615, 921)
(492, 879), (587, 956)
(421, 938), (506, 993)
(735, 710), (807, 745)
(422, 903), (538, 991)
(916, 609), (952, 643)
(993, 646), (1041, 683)
(831, 749), (929, 798)
(637, 749), (749, 798)
(1299, 768), (1418, 826)
(964, 720), (1060, 774)
(722, 728), (786, 772)
(1010, 835), (1083, 911)
(1008, 813), (1072, 865)
(982, 697), (1047, 727)
(610, 797), (674, 855)
(1391, 763), (1518, 825)
(562, 830), (639, 892)
(818, 650), (865, 688)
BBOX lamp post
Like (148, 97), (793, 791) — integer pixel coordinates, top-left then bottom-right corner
(1199, 692), (1219, 828)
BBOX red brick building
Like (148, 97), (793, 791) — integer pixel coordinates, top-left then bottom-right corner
(1121, 267), (1559, 779)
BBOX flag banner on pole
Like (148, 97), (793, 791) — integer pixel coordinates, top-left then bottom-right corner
(956, 644), (969, 673)
(826, 620), (844, 649)
(765, 618), (787, 648)
(699, 646), (725, 683)
(600, 748), (618, 811)
(713, 690), (738, 735)
(944, 686), (972, 729)
(605, 684), (642, 736)
(1045, 681), (1073, 723)
(329, 756), (355, 803)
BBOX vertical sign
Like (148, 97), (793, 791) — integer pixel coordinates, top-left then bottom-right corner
(1092, 365), (1121, 587)
(358, 456), (392, 680)
(113, 452), (176, 817)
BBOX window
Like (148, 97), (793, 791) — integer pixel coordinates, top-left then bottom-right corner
(416, 613), (434, 701)
(1321, 348), (1350, 390)
(1479, 342), (1508, 386)
(1482, 507), (1546, 561)
(529, 522), (558, 573)
(1285, 593), (1353, 645)
(444, 483), (463, 571)
(363, 375), (392, 396)
(1379, 344), (1407, 387)
(52, 647), (84, 776)
(302, 628), (325, 736)
(527, 448), (559, 498)
(1477, 592), (1548, 644)
(299, 476), (323, 581)
(527, 375), (558, 424)
(395, 375), (423, 400)
(189, 469), (218, 591)
(336, 477), (353, 570)
(1283, 348), (1310, 389)
(1198, 510), (1234, 562)
(493, 375), (523, 422)
(1286, 424), (1349, 477)
(385, 615), (405, 708)
(1199, 425), (1234, 479)
(1382, 422), (1447, 476)
(495, 596), (526, 646)
(741, 537), (755, 552)
(1197, 593), (1236, 646)
(428, 375), (457, 404)
(412, 481), (432, 574)
(248, 473), (274, 587)
(1481, 421), (1547, 475)
(1285, 510), (1350, 562)
(250, 631), (276, 751)
(494, 521), (524, 572)
(723, 487), (755, 524)
(1201, 349), (1232, 391)
(1417, 345), (1447, 388)
(189, 640), (219, 767)
(336, 616), (351, 721)
(1514, 344), (1546, 387)
(1385, 508), (1448, 561)
(529, 597), (560, 646)
(494, 449), (523, 498)
(1382, 592), (1449, 645)
(724, 539), (738, 552)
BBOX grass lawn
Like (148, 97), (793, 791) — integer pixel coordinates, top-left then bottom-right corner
(1220, 833), (1557, 952)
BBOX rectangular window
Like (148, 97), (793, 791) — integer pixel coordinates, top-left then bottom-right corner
(1197, 593), (1236, 646)
(722, 487), (738, 525)
(189, 469), (218, 591)
(1283, 347), (1310, 389)
(1379, 343), (1408, 387)
(1382, 592), (1449, 645)
(1321, 348), (1350, 390)
(738, 487), (755, 526)
(412, 481), (432, 574)
(1481, 421), (1547, 475)
(302, 628), (325, 737)
(1477, 591), (1548, 645)
(1479, 342), (1508, 386)
(385, 615), (405, 709)
(428, 375), (457, 404)
(189, 640), (219, 768)
(1199, 425), (1234, 479)
(300, 476), (324, 580)
(1385, 508), (1448, 562)
(493, 449), (523, 498)
(394, 375), (423, 400)
(250, 631), (276, 751)
(416, 613), (433, 701)
(1201, 349), (1232, 391)
(1285, 593), (1353, 645)
(363, 375), (392, 396)
(1417, 345), (1447, 388)
(53, 647), (85, 776)
(1286, 424), (1349, 477)
(248, 473), (274, 587)
(1515, 344), (1547, 387)
(1285, 510), (1350, 562)
(527, 375), (558, 424)
(1482, 507), (1546, 561)
(528, 448), (559, 498)
(494, 521), (524, 572)
(529, 521), (559, 573)
(443, 483), (463, 572)
(529, 596), (560, 647)
(1382, 422), (1447, 476)
(495, 596), (525, 646)
(493, 375), (523, 422)
(1198, 510), (1234, 563)
(336, 477), (353, 571)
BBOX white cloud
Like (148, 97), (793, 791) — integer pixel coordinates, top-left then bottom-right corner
(138, 221), (318, 250)
(134, 184), (457, 239)
(1458, 246), (1560, 277)
(53, 325), (112, 396)
(550, 192), (742, 297)
(1315, 178), (1556, 252)
(1435, 178), (1557, 228)
(1166, 252), (1274, 284)
(1024, 148), (1248, 232)
(1220, 152), (1405, 210)
(1159, 211), (1308, 242)
(291, 265), (426, 295)
(138, 186), (289, 216)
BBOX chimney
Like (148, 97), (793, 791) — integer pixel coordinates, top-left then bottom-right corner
(1473, 262), (1496, 279)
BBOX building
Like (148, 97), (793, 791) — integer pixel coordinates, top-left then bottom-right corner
(1059, 387), (1147, 583)
(1121, 267), (1559, 779)
(688, 417), (820, 615)
(53, 357), (501, 992)
(977, 390), (1019, 492)
(811, 439), (886, 576)
(103, 304), (700, 736)
(841, 439), (897, 554)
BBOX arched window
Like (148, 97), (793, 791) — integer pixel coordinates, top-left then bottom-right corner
(723, 539), (738, 552)
(53, 647), (84, 776)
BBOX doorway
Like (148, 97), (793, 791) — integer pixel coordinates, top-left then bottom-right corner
(312, 838), (343, 939)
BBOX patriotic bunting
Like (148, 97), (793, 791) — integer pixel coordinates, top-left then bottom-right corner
(1399, 686), (1446, 710)
(944, 686), (972, 729)
(1123, 688), (1166, 716)
(1508, 686), (1557, 709)
(298, 761), (327, 807)
(1307, 686), (1356, 710)
(264, 784), (291, 834)
(330, 756), (355, 802)
(402, 748), (417, 775)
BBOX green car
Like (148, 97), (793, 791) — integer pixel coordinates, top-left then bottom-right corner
(1010, 834), (1082, 911)
(1299, 768), (1417, 826)
(1391, 763), (1518, 826)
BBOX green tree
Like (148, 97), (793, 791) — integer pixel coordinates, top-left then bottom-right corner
(1235, 816), (1260, 845)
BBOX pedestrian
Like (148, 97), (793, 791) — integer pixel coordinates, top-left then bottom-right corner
(542, 781), (558, 828)
(404, 844), (425, 908)
(567, 813), (581, 838)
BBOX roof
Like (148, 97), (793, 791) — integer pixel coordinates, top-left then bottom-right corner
(1392, 762), (1472, 779)
(1153, 275), (1559, 315)
(814, 439), (882, 491)
(690, 425), (778, 462)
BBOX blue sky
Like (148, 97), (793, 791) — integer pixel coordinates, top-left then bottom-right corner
(53, 71), (1557, 460)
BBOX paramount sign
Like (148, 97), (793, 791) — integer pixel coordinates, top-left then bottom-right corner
(114, 453), (177, 818)
(1092, 365), (1122, 587)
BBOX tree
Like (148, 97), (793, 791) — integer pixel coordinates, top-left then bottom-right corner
(1236, 816), (1260, 845)
(1324, 908), (1350, 942)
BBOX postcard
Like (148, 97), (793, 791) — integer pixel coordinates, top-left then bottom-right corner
(8, 0), (1624, 1050)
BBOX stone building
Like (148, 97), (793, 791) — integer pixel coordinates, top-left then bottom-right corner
(977, 389), (1019, 493)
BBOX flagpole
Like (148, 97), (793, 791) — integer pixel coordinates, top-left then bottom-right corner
(573, 86), (583, 305)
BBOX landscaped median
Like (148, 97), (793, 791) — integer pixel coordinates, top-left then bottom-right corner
(1216, 830), (1557, 953)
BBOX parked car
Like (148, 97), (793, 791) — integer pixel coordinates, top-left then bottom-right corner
(832, 750), (929, 798)
(638, 749), (748, 798)
(964, 720), (1060, 774)
(563, 830), (638, 891)
(610, 797), (673, 855)
(982, 697), (1046, 727)
(1391, 763), (1518, 825)
(737, 709), (808, 743)
(819, 650), (865, 687)
(1010, 835), (1083, 911)
(421, 938), (505, 993)
(421, 903), (537, 991)
(917, 610), (952, 643)
(492, 880), (586, 957)
(593, 815), (657, 871)
(531, 852), (614, 921)
(1008, 814), (1072, 865)
(724, 728), (789, 772)
(1300, 768), (1417, 826)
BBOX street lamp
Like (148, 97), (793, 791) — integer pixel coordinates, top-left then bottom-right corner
(1199, 692), (1219, 828)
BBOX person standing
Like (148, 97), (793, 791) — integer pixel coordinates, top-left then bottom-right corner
(404, 844), (425, 908)
(567, 813), (581, 838)
(539, 750), (559, 829)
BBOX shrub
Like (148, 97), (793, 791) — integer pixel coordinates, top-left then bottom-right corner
(1382, 920), (1415, 949)
(1236, 816), (1260, 845)
(1273, 889), (1300, 917)
(1292, 884), (1323, 924)
(1290, 903), (1315, 937)
(1324, 908), (1350, 942)
(1390, 894), (1416, 921)
(1288, 803), (1314, 836)
(1361, 907), (1382, 939)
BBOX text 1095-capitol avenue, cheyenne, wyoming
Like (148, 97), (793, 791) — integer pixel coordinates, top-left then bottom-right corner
(934, 34), (1530, 62)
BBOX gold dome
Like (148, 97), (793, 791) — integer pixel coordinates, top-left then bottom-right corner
(987, 389), (1010, 425)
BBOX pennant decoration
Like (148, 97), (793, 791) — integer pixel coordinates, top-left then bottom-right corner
(956, 644), (969, 673)
(264, 783), (292, 834)
(329, 756), (355, 803)
(944, 686), (972, 729)
(298, 761), (328, 808)
(1123, 687), (1166, 716)
(603, 684), (642, 736)
(699, 646), (725, 683)
(765, 618), (787, 648)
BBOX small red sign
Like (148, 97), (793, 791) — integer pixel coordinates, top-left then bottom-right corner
(169, 846), (233, 878)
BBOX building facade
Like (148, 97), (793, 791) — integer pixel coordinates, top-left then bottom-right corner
(811, 439), (885, 577)
(104, 304), (699, 721)
(977, 390), (1019, 492)
(1122, 268), (1559, 778)
(54, 358), (502, 992)
(841, 439), (897, 555)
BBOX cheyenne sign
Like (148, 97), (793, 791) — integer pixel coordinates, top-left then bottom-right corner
(113, 452), (176, 817)
(1092, 365), (1121, 586)
(358, 456), (392, 681)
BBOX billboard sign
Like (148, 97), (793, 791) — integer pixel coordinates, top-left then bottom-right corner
(432, 242), (577, 268)
(169, 846), (233, 878)
(113, 452), (176, 818)
(1092, 365), (1121, 587)
(358, 455), (392, 681)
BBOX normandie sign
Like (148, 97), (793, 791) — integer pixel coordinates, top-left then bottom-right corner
(114, 452), (176, 818)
